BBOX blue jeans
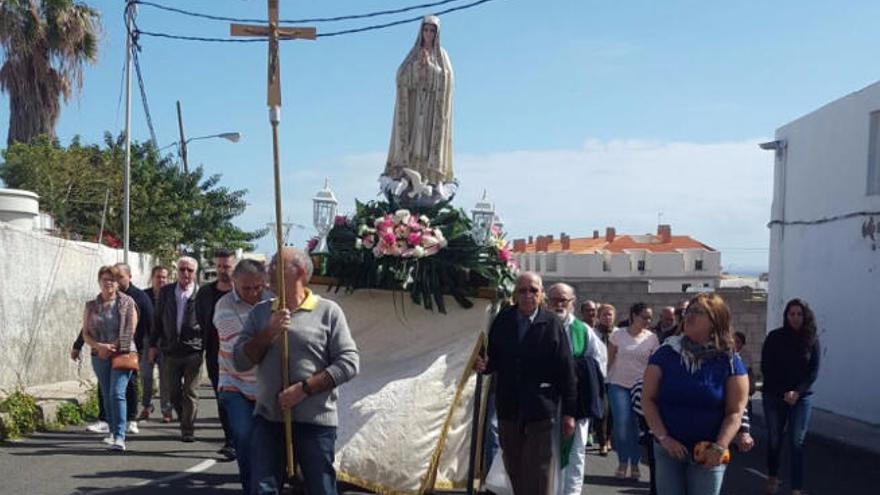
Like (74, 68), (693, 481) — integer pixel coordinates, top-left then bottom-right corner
(608, 384), (641, 465)
(91, 355), (133, 440)
(763, 393), (813, 490)
(250, 415), (338, 495)
(653, 441), (726, 495)
(219, 391), (256, 494)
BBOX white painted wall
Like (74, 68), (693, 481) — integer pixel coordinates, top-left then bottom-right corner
(0, 222), (153, 389)
(767, 80), (880, 424)
(512, 249), (720, 293)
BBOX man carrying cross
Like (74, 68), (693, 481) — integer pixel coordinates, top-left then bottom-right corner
(233, 248), (359, 495)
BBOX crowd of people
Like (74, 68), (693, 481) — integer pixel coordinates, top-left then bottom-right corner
(73, 256), (820, 495)
(477, 272), (821, 495)
(72, 248), (360, 495)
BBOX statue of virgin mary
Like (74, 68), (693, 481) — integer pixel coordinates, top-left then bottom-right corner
(382, 16), (456, 204)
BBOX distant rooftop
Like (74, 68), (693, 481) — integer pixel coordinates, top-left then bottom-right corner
(512, 224), (716, 254)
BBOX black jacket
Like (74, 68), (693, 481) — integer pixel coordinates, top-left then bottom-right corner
(150, 282), (202, 356)
(122, 283), (153, 353)
(761, 326), (820, 397)
(574, 355), (605, 420)
(486, 306), (578, 422)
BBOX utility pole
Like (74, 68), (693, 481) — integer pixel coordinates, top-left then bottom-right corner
(176, 100), (189, 174)
(123, 1), (134, 264)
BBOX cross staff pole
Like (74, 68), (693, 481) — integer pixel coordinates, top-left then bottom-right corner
(230, 0), (316, 479)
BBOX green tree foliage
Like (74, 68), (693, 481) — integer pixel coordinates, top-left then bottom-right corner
(0, 133), (264, 259)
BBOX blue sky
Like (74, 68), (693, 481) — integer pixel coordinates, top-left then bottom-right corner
(3, 0), (880, 273)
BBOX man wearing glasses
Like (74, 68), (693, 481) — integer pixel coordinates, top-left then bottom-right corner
(149, 256), (203, 442)
(475, 272), (577, 495)
(548, 283), (608, 495)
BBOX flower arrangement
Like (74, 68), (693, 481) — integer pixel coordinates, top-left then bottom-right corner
(320, 198), (516, 313)
(357, 209), (447, 259)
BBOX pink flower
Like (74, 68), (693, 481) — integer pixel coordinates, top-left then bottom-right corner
(362, 235), (375, 249)
(407, 232), (422, 246)
(499, 248), (511, 262)
(382, 232), (396, 245)
(306, 237), (318, 252)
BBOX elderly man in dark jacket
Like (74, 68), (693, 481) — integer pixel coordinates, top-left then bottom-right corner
(149, 256), (202, 442)
(476, 272), (577, 495)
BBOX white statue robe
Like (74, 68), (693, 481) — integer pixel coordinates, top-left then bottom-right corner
(385, 47), (454, 186)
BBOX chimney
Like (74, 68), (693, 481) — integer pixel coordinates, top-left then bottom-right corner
(592, 230), (599, 239)
(513, 239), (526, 252)
(528, 235), (534, 245)
(538, 236), (548, 252)
(605, 227), (616, 243)
(657, 224), (672, 243)
(561, 233), (571, 250)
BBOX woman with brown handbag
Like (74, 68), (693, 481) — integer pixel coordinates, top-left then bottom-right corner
(81, 265), (138, 451)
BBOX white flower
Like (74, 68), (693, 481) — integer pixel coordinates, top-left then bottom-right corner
(355, 238), (363, 249)
(394, 209), (411, 226)
(419, 215), (430, 225)
(411, 245), (426, 258)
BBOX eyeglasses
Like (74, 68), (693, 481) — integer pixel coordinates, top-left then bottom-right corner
(548, 297), (574, 304)
(178, 267), (195, 273)
(516, 287), (540, 295)
(99, 277), (116, 283)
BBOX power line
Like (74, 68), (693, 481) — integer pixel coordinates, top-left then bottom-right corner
(134, 0), (501, 42)
(127, 8), (159, 148)
(134, 0), (466, 24)
(767, 210), (880, 228)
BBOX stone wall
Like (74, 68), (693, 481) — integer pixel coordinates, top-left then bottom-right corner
(547, 277), (768, 378)
(0, 223), (153, 389)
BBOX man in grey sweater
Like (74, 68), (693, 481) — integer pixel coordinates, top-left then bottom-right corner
(233, 247), (359, 495)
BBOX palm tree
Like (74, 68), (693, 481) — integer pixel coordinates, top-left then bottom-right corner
(0, 0), (101, 146)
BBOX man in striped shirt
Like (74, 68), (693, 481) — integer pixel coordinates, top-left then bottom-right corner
(213, 259), (272, 494)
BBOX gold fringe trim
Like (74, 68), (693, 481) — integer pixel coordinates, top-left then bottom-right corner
(338, 470), (419, 495)
(419, 332), (487, 493)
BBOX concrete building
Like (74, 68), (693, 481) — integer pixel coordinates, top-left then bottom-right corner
(511, 224), (721, 293)
(765, 80), (880, 424)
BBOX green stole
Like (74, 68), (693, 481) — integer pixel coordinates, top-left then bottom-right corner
(561, 318), (587, 468)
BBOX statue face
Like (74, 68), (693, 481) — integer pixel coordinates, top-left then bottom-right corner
(421, 23), (437, 48)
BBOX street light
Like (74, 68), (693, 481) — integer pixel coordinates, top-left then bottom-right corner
(471, 189), (495, 245)
(161, 132), (242, 173)
(312, 179), (338, 254)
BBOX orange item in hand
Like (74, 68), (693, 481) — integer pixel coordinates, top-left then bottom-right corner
(693, 441), (730, 464)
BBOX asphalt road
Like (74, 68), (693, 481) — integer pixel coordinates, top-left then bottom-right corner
(1, 386), (877, 494)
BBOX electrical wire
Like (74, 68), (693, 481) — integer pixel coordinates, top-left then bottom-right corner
(134, 0), (465, 24)
(767, 210), (880, 228)
(126, 6), (159, 148)
(134, 0), (501, 42)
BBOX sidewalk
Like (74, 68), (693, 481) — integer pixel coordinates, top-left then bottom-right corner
(751, 397), (880, 457)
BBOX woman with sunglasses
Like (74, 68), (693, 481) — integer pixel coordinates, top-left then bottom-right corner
(81, 265), (139, 451)
(761, 298), (820, 495)
(607, 302), (659, 480)
(641, 293), (749, 494)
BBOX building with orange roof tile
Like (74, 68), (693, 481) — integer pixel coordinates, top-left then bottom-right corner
(511, 224), (720, 293)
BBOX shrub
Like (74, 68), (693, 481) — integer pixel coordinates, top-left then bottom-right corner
(81, 386), (100, 421)
(0, 391), (40, 439)
(56, 402), (84, 426)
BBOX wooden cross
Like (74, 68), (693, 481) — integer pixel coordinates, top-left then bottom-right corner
(230, 0), (316, 107)
(230, 0), (316, 479)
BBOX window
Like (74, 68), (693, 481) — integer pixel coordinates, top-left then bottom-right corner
(869, 110), (880, 195)
(546, 253), (557, 272)
(681, 283), (691, 293)
(602, 260), (610, 272)
(695, 259), (704, 271)
(637, 260), (646, 272)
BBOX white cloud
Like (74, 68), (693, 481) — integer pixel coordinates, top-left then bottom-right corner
(246, 138), (774, 273)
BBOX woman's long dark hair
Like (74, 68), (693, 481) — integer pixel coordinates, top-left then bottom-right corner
(783, 298), (817, 348)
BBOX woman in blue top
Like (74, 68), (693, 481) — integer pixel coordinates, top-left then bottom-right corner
(641, 293), (749, 495)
